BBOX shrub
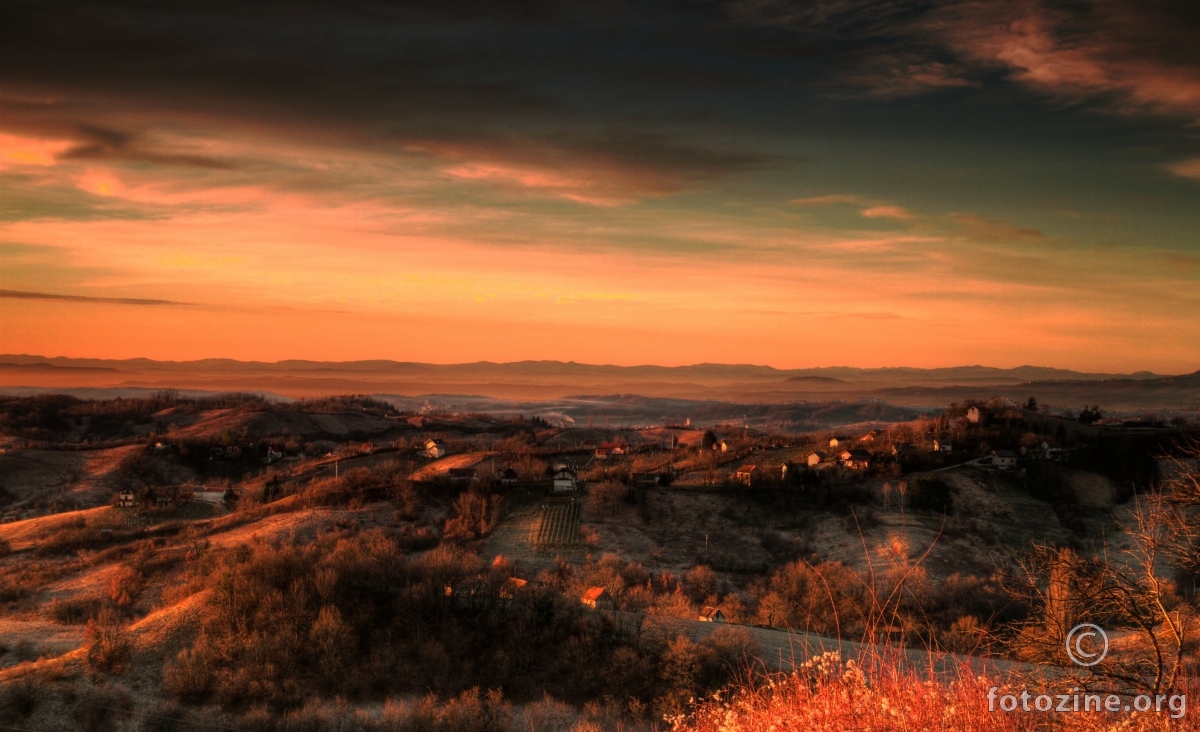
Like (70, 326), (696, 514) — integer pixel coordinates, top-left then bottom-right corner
(907, 477), (953, 514)
(84, 608), (132, 675)
(49, 595), (107, 624)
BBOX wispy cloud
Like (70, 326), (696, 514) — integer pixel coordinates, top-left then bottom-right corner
(0, 289), (190, 306)
(1168, 158), (1200, 181)
(860, 205), (914, 221)
(947, 213), (1047, 243)
(791, 194), (863, 206)
(930, 0), (1200, 123)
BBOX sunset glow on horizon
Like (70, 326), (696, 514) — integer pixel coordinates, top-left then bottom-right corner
(2, 2), (1199, 373)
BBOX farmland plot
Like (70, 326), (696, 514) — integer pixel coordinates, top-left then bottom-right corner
(533, 498), (582, 549)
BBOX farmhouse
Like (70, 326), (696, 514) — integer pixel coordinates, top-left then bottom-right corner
(933, 439), (952, 452)
(967, 406), (982, 424)
(600, 442), (629, 456)
(117, 490), (135, 508)
(734, 464), (757, 486)
(806, 451), (827, 467)
(859, 429), (884, 443)
(581, 587), (614, 610)
(497, 467), (519, 484)
(552, 468), (578, 493)
(699, 606), (726, 623)
(992, 450), (1018, 469)
(828, 436), (849, 448)
(423, 439), (447, 459)
(839, 449), (872, 470)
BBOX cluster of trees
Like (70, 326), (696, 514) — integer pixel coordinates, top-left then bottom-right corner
(160, 531), (754, 722)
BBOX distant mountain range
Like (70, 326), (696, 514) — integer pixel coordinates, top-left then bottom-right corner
(0, 355), (1197, 411)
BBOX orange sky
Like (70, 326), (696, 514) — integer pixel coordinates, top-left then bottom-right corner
(1, 2), (1199, 373)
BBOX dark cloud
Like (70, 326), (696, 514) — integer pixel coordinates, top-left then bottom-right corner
(60, 126), (235, 169)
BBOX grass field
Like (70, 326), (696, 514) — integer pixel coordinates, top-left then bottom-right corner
(533, 498), (582, 550)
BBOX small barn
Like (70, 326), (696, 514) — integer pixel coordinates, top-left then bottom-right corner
(581, 587), (614, 610)
(500, 577), (528, 600)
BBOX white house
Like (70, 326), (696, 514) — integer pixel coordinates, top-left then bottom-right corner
(992, 449), (1018, 469)
(423, 439), (446, 459)
(552, 468), (578, 493)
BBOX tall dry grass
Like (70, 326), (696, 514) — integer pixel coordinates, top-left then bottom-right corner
(681, 649), (1198, 731)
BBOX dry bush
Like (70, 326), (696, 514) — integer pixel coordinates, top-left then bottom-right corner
(48, 594), (108, 624)
(444, 492), (502, 543)
(108, 563), (146, 607)
(84, 607), (132, 675)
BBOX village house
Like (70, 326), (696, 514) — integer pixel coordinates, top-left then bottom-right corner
(779, 463), (789, 481)
(891, 442), (917, 457)
(423, 439), (447, 459)
(1039, 442), (1066, 461)
(552, 467), (578, 493)
(992, 449), (1018, 469)
(699, 606), (726, 623)
(859, 429), (884, 443)
(500, 577), (527, 600)
(840, 449), (872, 470)
(117, 490), (135, 508)
(734, 464), (757, 486)
(933, 439), (952, 453)
(828, 435), (849, 448)
(806, 451), (827, 467)
(967, 406), (982, 424)
(581, 587), (614, 610)
(497, 467), (519, 485)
